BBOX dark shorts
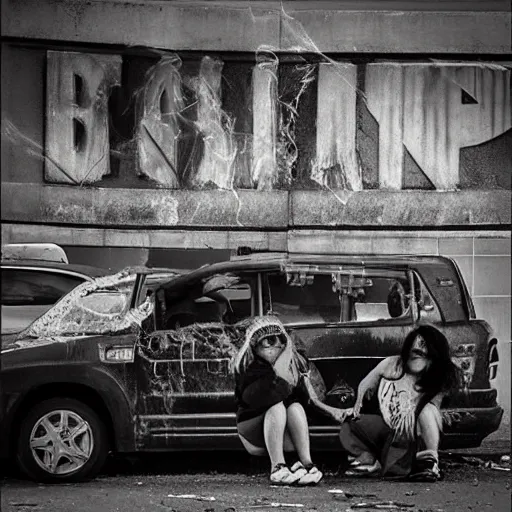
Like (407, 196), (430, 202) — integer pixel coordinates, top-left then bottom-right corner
(236, 399), (304, 449)
(237, 413), (266, 449)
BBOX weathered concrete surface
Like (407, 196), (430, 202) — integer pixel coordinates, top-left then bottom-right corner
(1, 454), (510, 512)
(2, 184), (510, 230)
(290, 190), (512, 227)
(1, 223), (288, 251)
(1, 0), (510, 53)
(0, 0), (280, 51)
(0, 184), (289, 229)
(282, 8), (511, 53)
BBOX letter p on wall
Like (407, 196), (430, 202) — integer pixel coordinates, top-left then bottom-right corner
(45, 51), (121, 184)
(366, 63), (511, 191)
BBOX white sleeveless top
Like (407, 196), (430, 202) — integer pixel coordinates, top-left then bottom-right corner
(378, 372), (422, 440)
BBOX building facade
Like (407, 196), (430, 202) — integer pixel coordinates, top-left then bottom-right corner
(1, 0), (510, 439)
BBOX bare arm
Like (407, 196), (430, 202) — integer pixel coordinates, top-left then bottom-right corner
(302, 374), (352, 424)
(352, 356), (400, 418)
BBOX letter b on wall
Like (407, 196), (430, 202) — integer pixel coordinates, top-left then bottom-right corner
(45, 51), (121, 184)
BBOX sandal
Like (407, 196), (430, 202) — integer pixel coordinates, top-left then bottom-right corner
(270, 463), (301, 485)
(345, 460), (382, 477)
(290, 461), (308, 480)
(297, 464), (323, 486)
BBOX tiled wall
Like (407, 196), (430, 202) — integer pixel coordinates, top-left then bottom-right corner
(441, 236), (511, 440)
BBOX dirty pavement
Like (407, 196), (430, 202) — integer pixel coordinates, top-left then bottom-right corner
(1, 451), (510, 512)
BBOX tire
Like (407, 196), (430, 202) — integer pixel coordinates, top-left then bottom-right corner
(17, 397), (109, 483)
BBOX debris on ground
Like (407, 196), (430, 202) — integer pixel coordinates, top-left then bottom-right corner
(459, 456), (486, 466)
(166, 494), (216, 502)
(349, 501), (414, 509)
(248, 503), (305, 508)
(345, 493), (379, 499)
(485, 461), (511, 472)
(404, 491), (416, 496)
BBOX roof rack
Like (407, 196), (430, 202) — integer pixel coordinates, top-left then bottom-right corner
(1, 243), (69, 264)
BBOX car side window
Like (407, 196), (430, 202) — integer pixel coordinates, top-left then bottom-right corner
(264, 269), (414, 324)
(159, 273), (255, 330)
(1, 269), (84, 306)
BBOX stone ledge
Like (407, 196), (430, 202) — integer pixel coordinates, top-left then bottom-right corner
(0, 184), (289, 229)
(290, 190), (512, 228)
(1, 223), (288, 251)
(2, 184), (510, 230)
(2, 0), (510, 53)
(284, 9), (511, 53)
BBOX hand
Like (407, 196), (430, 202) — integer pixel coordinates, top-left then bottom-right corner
(351, 402), (362, 419)
(330, 408), (352, 424)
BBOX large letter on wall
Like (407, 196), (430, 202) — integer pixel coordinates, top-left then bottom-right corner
(252, 53), (278, 190)
(137, 55), (184, 188)
(365, 64), (404, 190)
(313, 63), (361, 190)
(46, 51), (121, 184)
(366, 63), (511, 190)
(193, 56), (237, 189)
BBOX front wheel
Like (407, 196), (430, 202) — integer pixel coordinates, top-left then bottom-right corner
(17, 397), (109, 483)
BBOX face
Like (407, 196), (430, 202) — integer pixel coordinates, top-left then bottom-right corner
(407, 335), (431, 374)
(254, 335), (285, 364)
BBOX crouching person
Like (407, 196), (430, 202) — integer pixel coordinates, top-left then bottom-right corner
(231, 317), (323, 486)
(339, 325), (459, 481)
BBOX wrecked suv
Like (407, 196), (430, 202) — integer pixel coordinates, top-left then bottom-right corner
(0, 254), (503, 482)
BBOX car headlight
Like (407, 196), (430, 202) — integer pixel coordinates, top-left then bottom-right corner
(99, 345), (134, 363)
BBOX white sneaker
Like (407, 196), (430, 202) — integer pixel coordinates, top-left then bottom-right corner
(290, 461), (308, 479)
(297, 464), (323, 486)
(270, 463), (302, 485)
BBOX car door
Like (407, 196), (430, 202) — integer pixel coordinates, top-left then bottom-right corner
(262, 262), (419, 447)
(134, 271), (257, 450)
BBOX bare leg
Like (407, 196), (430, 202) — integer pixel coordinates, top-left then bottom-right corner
(417, 403), (441, 455)
(264, 402), (287, 469)
(285, 402), (313, 466)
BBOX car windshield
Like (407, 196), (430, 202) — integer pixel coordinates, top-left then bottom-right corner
(17, 269), (154, 339)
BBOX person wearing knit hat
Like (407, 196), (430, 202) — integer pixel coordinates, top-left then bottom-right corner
(231, 316), (323, 486)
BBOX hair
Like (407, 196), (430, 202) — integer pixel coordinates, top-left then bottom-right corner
(400, 325), (460, 398)
(230, 316), (308, 386)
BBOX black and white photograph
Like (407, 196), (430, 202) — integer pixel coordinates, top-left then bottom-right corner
(1, 1), (510, 511)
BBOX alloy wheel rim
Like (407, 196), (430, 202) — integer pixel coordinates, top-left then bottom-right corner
(29, 409), (94, 475)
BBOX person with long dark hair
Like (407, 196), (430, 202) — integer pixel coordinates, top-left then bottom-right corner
(338, 325), (459, 481)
